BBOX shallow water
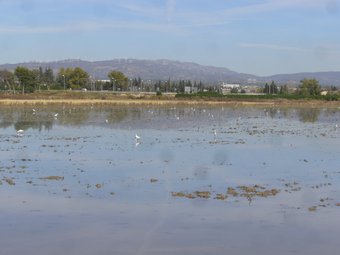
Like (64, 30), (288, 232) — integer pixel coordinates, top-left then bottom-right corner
(0, 105), (339, 255)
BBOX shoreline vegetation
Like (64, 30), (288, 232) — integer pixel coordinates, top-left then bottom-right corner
(0, 91), (339, 107)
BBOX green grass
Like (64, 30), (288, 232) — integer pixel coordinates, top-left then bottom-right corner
(175, 92), (340, 101)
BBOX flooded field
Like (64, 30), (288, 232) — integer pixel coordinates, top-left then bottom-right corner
(0, 104), (339, 255)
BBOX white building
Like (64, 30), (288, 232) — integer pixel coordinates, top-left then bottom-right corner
(184, 86), (198, 94)
(220, 83), (240, 94)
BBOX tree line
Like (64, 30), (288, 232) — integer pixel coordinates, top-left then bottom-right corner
(0, 66), (334, 96)
(262, 79), (324, 96)
(0, 66), (210, 94)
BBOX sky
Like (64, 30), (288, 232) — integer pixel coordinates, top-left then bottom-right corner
(0, 0), (340, 76)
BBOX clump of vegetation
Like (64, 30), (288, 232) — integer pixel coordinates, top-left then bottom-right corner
(227, 187), (239, 197)
(298, 78), (321, 96)
(308, 206), (317, 212)
(175, 91), (223, 99)
(39, 176), (64, 181)
(194, 191), (211, 199)
(238, 185), (279, 198)
(3, 177), (15, 186)
(95, 183), (103, 189)
(171, 192), (196, 199)
(214, 193), (227, 200)
(171, 184), (280, 202)
(171, 191), (211, 199)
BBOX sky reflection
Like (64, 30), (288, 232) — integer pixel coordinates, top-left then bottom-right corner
(0, 105), (339, 255)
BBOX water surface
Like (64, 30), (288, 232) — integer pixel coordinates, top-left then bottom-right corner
(0, 105), (339, 255)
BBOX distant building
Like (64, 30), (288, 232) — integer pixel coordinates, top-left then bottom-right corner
(242, 85), (260, 94)
(184, 86), (198, 94)
(220, 83), (240, 94)
(97, 79), (111, 83)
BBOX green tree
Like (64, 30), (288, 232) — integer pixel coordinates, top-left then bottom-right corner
(280, 84), (289, 94)
(57, 67), (89, 90)
(330, 85), (337, 91)
(198, 81), (203, 92)
(264, 81), (278, 94)
(231, 87), (239, 93)
(178, 80), (185, 93)
(0, 69), (15, 92)
(41, 67), (54, 89)
(264, 83), (269, 94)
(270, 81), (278, 94)
(165, 77), (171, 92)
(108, 70), (128, 91)
(69, 67), (89, 89)
(299, 78), (321, 96)
(14, 67), (39, 93)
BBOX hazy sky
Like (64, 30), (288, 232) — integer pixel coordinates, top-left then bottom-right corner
(0, 0), (339, 76)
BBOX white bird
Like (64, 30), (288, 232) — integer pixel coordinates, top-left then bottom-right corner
(214, 130), (217, 140)
(105, 119), (109, 124)
(54, 113), (58, 117)
(135, 134), (141, 141)
(16, 129), (24, 137)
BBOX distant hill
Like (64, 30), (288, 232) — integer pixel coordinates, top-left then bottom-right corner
(1, 59), (340, 86)
(266, 72), (340, 86)
(0, 59), (256, 83)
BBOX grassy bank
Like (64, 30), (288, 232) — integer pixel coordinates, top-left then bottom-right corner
(0, 90), (339, 107)
(175, 91), (340, 101)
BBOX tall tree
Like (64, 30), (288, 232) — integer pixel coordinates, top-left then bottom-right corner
(14, 67), (39, 93)
(264, 83), (269, 94)
(57, 67), (89, 90)
(70, 67), (89, 89)
(280, 84), (289, 94)
(270, 81), (278, 94)
(299, 78), (321, 96)
(108, 70), (128, 91)
(0, 69), (15, 92)
(264, 81), (278, 94)
(42, 67), (54, 87)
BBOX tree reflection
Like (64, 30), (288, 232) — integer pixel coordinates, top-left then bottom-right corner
(0, 105), (333, 132)
(106, 108), (129, 123)
(14, 120), (53, 132)
(297, 108), (320, 123)
(57, 107), (91, 126)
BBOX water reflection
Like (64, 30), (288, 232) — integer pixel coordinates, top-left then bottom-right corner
(0, 105), (338, 132)
(298, 108), (321, 123)
(0, 104), (340, 255)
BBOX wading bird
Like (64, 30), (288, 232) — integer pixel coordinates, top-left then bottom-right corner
(16, 129), (24, 137)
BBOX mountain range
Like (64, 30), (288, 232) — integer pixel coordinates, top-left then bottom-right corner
(1, 59), (339, 86)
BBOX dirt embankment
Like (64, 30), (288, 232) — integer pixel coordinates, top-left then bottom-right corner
(0, 91), (339, 108)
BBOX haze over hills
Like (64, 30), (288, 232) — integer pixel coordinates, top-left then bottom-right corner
(1, 59), (340, 86)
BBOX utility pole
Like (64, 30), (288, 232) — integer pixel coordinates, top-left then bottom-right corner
(62, 75), (66, 90)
